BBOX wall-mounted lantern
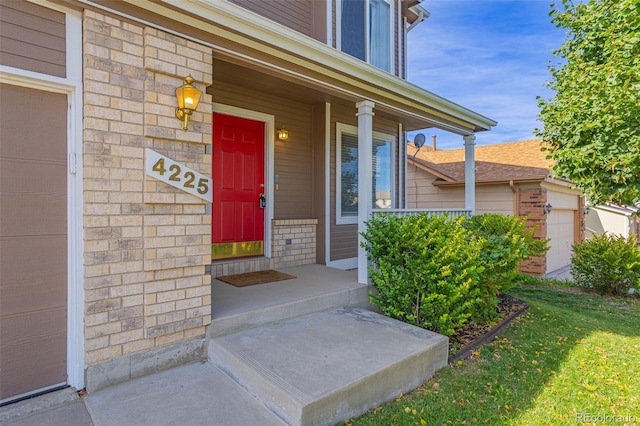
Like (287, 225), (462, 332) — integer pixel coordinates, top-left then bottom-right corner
(175, 75), (202, 130)
(544, 203), (553, 214)
(277, 127), (289, 141)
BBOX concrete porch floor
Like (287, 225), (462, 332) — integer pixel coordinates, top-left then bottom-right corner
(209, 264), (371, 337)
(211, 264), (360, 318)
(2, 263), (449, 426)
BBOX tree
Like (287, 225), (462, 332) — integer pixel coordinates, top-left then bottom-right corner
(536, 0), (640, 206)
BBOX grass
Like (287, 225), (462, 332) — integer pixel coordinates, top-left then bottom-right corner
(346, 287), (640, 425)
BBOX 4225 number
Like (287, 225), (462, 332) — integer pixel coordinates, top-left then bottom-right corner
(145, 148), (212, 202)
(152, 158), (208, 195)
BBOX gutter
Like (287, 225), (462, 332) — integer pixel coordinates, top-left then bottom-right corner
(433, 178), (545, 187)
(406, 3), (430, 33)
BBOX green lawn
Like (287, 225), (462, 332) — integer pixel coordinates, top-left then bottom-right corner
(347, 287), (640, 425)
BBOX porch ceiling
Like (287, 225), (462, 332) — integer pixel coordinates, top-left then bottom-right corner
(210, 58), (402, 124)
(80, 0), (496, 134)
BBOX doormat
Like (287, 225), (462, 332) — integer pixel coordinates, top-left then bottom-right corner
(216, 269), (296, 287)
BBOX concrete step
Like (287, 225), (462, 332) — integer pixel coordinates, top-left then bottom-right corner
(208, 307), (448, 426)
(209, 281), (371, 338)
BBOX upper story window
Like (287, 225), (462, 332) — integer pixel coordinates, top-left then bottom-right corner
(338, 0), (393, 73)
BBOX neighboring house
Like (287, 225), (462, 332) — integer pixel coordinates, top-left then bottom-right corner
(0, 0), (496, 404)
(586, 203), (640, 240)
(407, 139), (586, 275)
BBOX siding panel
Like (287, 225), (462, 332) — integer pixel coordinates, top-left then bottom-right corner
(0, 2), (66, 77)
(228, 0), (315, 38)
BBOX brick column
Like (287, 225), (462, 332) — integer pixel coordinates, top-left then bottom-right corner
(518, 187), (547, 275)
(83, 11), (213, 391)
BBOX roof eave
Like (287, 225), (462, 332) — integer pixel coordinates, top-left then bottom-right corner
(109, 0), (496, 134)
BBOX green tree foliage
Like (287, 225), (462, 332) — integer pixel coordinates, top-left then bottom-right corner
(536, 0), (640, 205)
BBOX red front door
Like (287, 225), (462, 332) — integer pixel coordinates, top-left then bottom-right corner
(212, 113), (265, 259)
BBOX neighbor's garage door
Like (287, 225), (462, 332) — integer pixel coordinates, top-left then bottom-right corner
(0, 84), (68, 403)
(546, 209), (575, 274)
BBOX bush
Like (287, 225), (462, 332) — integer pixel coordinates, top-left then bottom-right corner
(463, 214), (548, 321)
(360, 213), (545, 335)
(361, 213), (484, 336)
(571, 234), (640, 295)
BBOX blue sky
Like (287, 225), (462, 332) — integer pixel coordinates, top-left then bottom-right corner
(406, 0), (566, 150)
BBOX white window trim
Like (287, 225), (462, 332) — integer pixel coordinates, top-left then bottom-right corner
(336, 0), (395, 73)
(336, 123), (396, 225)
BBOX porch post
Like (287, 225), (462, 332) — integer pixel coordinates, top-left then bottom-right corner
(357, 100), (375, 284)
(464, 134), (476, 215)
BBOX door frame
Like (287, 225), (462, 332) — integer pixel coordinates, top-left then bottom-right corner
(212, 103), (275, 258)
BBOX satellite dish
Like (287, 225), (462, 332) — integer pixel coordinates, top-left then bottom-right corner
(414, 133), (426, 148)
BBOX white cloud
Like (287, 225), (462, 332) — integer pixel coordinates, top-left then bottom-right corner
(407, 0), (566, 149)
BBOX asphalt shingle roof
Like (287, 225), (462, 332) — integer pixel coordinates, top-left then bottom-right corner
(407, 139), (553, 184)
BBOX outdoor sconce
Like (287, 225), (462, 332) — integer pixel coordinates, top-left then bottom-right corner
(544, 203), (553, 214)
(277, 127), (289, 141)
(175, 75), (202, 130)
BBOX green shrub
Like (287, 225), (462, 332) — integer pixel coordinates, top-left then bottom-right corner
(361, 213), (484, 336)
(463, 214), (548, 321)
(571, 233), (640, 295)
(361, 213), (549, 335)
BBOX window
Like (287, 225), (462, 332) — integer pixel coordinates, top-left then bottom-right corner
(338, 0), (393, 72)
(336, 124), (395, 224)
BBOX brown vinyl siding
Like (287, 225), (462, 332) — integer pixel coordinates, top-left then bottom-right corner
(228, 0), (323, 41)
(0, 1), (66, 77)
(213, 81), (314, 219)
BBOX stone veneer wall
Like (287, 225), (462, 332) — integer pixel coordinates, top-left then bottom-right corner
(83, 10), (213, 391)
(518, 187), (548, 275)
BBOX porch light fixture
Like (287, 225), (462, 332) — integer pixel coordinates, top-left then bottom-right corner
(175, 75), (202, 130)
(277, 127), (289, 141)
(544, 203), (553, 214)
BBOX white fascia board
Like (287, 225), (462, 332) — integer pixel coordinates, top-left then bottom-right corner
(142, 0), (496, 132)
(595, 204), (636, 216)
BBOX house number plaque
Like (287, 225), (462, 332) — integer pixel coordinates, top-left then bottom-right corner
(145, 148), (212, 202)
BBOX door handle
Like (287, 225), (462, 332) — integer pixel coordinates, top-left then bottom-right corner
(259, 193), (266, 209)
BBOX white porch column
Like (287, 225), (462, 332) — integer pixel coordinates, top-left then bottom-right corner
(464, 134), (476, 215)
(357, 100), (375, 284)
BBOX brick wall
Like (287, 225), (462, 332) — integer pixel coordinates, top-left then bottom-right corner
(209, 219), (318, 278)
(577, 196), (586, 243)
(518, 187), (547, 275)
(83, 10), (213, 390)
(272, 219), (317, 269)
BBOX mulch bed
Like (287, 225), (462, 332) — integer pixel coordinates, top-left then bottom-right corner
(447, 293), (529, 364)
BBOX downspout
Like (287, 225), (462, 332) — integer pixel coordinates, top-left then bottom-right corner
(406, 5), (429, 33)
(509, 180), (519, 215)
(406, 10), (426, 33)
